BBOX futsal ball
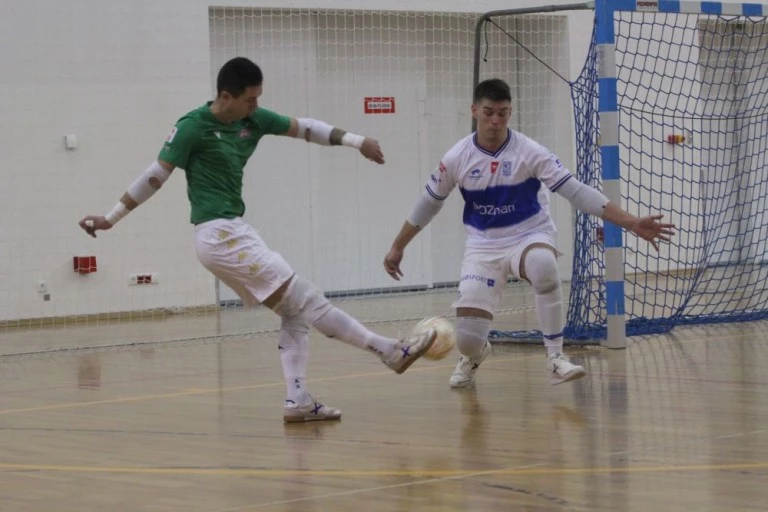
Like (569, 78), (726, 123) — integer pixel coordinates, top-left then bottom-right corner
(412, 316), (456, 360)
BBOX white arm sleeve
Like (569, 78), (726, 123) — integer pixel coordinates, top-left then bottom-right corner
(407, 188), (445, 228)
(126, 161), (172, 203)
(105, 161), (172, 225)
(296, 118), (364, 149)
(553, 176), (609, 218)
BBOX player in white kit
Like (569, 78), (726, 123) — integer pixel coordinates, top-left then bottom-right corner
(384, 78), (675, 387)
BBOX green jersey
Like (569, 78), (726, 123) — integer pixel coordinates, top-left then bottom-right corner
(158, 103), (292, 224)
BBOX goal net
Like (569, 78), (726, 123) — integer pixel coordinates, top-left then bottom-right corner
(485, 3), (768, 344)
(570, 5), (768, 342)
(0, 7), (573, 357)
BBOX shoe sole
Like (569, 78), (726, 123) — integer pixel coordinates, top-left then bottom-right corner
(550, 368), (586, 386)
(394, 329), (437, 375)
(283, 412), (342, 423)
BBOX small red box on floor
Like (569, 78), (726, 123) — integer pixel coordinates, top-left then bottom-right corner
(73, 256), (97, 274)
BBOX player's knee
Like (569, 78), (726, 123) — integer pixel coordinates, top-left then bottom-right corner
(281, 313), (310, 334)
(273, 275), (332, 325)
(456, 316), (491, 357)
(524, 248), (560, 295)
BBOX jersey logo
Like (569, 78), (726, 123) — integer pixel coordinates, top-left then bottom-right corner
(472, 202), (517, 215)
(461, 180), (542, 230)
(461, 274), (495, 287)
(166, 127), (178, 143)
(491, 161), (499, 174)
(469, 168), (483, 179)
(239, 128), (251, 138)
(438, 161), (447, 173)
(502, 160), (512, 176)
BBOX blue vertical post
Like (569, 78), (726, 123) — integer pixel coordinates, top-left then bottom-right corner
(595, 0), (625, 348)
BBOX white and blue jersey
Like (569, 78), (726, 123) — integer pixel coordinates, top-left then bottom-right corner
(427, 128), (573, 249)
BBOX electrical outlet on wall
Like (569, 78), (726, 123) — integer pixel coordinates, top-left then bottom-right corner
(129, 273), (159, 285)
(37, 281), (51, 301)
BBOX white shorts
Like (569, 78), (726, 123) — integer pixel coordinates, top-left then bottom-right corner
(195, 218), (294, 307)
(453, 233), (558, 313)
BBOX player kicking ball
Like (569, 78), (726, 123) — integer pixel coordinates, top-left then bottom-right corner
(79, 57), (436, 422)
(383, 78), (674, 388)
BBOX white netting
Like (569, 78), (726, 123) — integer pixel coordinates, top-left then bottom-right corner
(0, 8), (573, 356)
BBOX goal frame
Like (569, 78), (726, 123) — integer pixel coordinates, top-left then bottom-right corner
(476, 0), (768, 349)
(594, 0), (768, 348)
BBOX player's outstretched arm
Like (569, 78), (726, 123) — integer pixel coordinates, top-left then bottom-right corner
(553, 176), (675, 251)
(282, 117), (385, 164)
(79, 160), (175, 238)
(601, 203), (676, 251)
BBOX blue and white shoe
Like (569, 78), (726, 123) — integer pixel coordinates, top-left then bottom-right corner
(283, 394), (342, 423)
(449, 341), (491, 388)
(382, 328), (437, 374)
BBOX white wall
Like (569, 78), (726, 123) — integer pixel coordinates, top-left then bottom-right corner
(0, 0), (213, 321)
(0, 0), (593, 321)
(211, 8), (582, 300)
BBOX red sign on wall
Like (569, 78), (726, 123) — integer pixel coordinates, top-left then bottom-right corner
(364, 97), (396, 114)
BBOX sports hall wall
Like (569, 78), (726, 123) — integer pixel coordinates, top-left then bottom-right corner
(0, 0), (593, 321)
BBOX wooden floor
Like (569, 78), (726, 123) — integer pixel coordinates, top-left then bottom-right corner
(1, 302), (767, 511)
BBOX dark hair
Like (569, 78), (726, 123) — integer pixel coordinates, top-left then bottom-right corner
(216, 57), (263, 98)
(473, 78), (512, 103)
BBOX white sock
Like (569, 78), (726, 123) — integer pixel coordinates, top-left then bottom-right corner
(535, 288), (565, 357)
(312, 306), (397, 358)
(278, 326), (309, 403)
(456, 316), (491, 357)
(524, 247), (565, 357)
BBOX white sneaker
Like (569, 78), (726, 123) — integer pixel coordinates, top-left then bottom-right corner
(449, 341), (491, 388)
(383, 328), (437, 374)
(283, 394), (342, 423)
(547, 353), (586, 385)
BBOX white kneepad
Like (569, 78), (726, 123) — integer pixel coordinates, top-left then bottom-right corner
(273, 276), (332, 325)
(524, 248), (560, 295)
(281, 312), (310, 334)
